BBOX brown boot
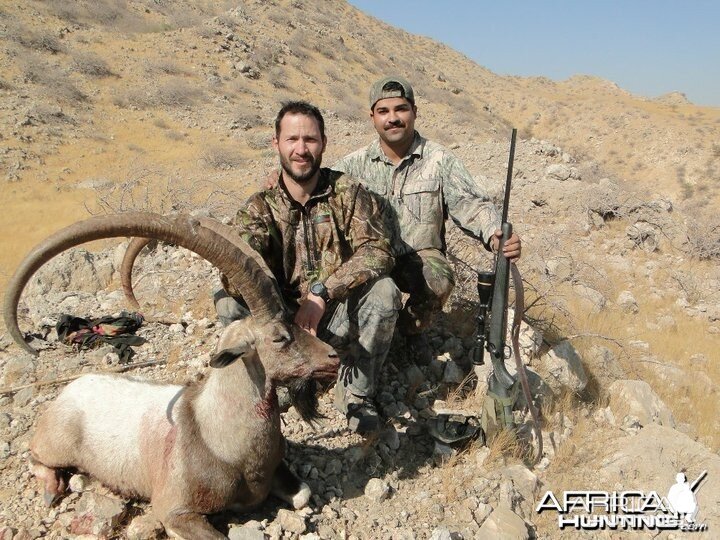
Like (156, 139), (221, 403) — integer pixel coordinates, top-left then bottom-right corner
(346, 397), (381, 436)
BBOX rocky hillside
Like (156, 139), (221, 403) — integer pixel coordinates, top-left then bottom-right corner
(1, 1), (720, 538)
(1, 221), (718, 539)
(2, 0), (719, 286)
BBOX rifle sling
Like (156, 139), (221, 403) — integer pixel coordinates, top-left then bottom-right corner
(510, 264), (543, 464)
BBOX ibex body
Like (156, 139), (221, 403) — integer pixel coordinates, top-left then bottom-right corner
(31, 317), (338, 539)
(2, 213), (339, 539)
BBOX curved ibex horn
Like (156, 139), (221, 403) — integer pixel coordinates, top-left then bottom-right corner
(120, 218), (269, 312)
(4, 213), (286, 355)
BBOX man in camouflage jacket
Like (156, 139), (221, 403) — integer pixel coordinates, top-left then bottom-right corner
(215, 101), (400, 435)
(333, 76), (521, 363)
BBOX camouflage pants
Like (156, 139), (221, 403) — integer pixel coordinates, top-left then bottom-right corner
(213, 277), (401, 414)
(392, 249), (455, 336)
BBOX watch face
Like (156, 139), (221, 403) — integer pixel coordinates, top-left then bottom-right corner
(311, 282), (327, 299)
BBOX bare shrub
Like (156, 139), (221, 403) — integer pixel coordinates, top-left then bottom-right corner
(267, 8), (290, 26)
(246, 132), (271, 150)
(287, 30), (309, 59)
(87, 163), (238, 218)
(155, 80), (203, 107)
(144, 59), (190, 76)
(249, 44), (275, 68)
(72, 52), (116, 77)
(326, 69), (342, 82)
(312, 12), (337, 28)
(21, 58), (87, 103)
(200, 145), (243, 170)
(127, 143), (146, 154)
(195, 25), (216, 39)
(327, 81), (365, 121)
(9, 25), (64, 54)
(268, 67), (288, 89)
(45, 0), (150, 33)
(157, 3), (207, 29)
(164, 130), (186, 141)
(230, 111), (265, 130)
(114, 79), (204, 109)
(26, 103), (76, 125)
(215, 13), (240, 30)
(684, 211), (720, 260)
(449, 95), (478, 125)
(152, 118), (169, 129)
(312, 41), (336, 60)
(0, 78), (13, 91)
(112, 88), (143, 109)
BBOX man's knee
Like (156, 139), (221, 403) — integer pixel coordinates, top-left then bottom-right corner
(429, 274), (454, 306)
(213, 287), (250, 325)
(363, 276), (402, 313)
(421, 254), (455, 306)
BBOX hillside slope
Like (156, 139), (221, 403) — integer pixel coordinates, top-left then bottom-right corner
(1, 1), (719, 538)
(2, 0), (719, 286)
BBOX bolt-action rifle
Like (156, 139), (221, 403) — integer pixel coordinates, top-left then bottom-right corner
(471, 129), (542, 459)
(471, 128), (518, 431)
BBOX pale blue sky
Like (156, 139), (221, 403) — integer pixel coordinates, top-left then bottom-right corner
(348, 0), (719, 107)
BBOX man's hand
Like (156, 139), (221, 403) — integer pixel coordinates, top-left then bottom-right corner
(491, 229), (522, 263)
(294, 293), (326, 336)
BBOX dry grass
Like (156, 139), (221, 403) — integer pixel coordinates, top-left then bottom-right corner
(540, 388), (582, 422)
(541, 260), (720, 451)
(445, 371), (478, 407)
(485, 428), (525, 465)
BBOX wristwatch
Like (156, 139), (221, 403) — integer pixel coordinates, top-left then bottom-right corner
(309, 281), (330, 303)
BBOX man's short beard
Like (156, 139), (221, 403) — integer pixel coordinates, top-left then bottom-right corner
(280, 154), (322, 184)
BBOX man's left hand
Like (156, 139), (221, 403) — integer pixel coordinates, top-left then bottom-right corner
(491, 230), (522, 263)
(294, 293), (326, 335)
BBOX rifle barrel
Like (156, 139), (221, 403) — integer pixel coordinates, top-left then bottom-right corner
(501, 128), (517, 224)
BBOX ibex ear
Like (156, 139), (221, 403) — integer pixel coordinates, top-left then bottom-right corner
(209, 346), (249, 368)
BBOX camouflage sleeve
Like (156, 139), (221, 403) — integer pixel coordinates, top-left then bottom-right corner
(221, 194), (273, 297)
(324, 180), (394, 301)
(442, 154), (501, 250)
(234, 194), (272, 257)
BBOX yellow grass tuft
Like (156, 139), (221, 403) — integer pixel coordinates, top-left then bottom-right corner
(485, 428), (525, 465)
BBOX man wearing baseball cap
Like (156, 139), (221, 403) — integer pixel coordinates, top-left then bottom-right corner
(333, 75), (521, 366)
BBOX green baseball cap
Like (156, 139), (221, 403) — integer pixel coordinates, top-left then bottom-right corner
(369, 75), (415, 110)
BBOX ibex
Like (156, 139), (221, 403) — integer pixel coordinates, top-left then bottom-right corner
(3, 213), (339, 540)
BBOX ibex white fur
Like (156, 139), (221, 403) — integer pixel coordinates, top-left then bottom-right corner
(30, 317), (338, 539)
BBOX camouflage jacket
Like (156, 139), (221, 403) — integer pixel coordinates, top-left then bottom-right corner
(233, 168), (393, 309)
(333, 131), (500, 256)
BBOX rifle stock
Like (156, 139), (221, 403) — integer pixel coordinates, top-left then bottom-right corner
(487, 220), (515, 389)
